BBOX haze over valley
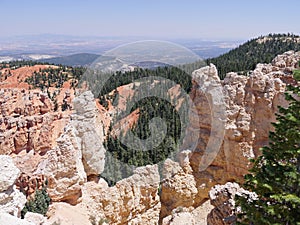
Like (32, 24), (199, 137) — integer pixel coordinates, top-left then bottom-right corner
(0, 34), (242, 63)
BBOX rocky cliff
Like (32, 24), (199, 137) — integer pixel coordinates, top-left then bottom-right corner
(160, 51), (299, 220)
(33, 91), (106, 205)
(0, 155), (26, 217)
(0, 51), (299, 225)
(207, 182), (257, 225)
(0, 89), (59, 155)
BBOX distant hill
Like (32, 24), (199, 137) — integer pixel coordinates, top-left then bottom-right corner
(207, 33), (300, 78)
(38, 53), (100, 67)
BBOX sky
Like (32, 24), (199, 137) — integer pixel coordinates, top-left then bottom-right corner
(0, 0), (299, 40)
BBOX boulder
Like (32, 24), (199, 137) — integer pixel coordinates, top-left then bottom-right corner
(162, 200), (213, 225)
(207, 182), (257, 225)
(78, 165), (160, 225)
(0, 155), (20, 192)
(0, 155), (26, 217)
(24, 212), (46, 225)
(35, 126), (86, 205)
(0, 213), (34, 225)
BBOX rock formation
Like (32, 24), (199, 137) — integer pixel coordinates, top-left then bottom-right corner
(34, 125), (86, 205)
(207, 182), (257, 225)
(71, 91), (106, 177)
(162, 200), (213, 225)
(46, 165), (161, 225)
(0, 155), (26, 217)
(0, 88), (70, 156)
(24, 212), (47, 225)
(160, 159), (198, 218)
(160, 51), (300, 218)
(15, 174), (47, 199)
(34, 91), (106, 204)
(44, 202), (91, 225)
(0, 213), (35, 225)
(1, 51), (299, 224)
(81, 165), (160, 224)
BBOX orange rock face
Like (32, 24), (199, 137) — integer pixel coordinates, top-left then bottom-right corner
(0, 64), (76, 201)
(0, 88), (69, 155)
(160, 51), (300, 219)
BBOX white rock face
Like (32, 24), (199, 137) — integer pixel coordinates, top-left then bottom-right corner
(24, 212), (47, 225)
(35, 91), (106, 204)
(0, 155), (21, 192)
(0, 155), (26, 217)
(0, 213), (35, 225)
(71, 91), (106, 176)
(207, 182), (257, 225)
(162, 200), (214, 225)
(45, 202), (91, 225)
(78, 165), (161, 225)
(35, 126), (86, 205)
(0, 186), (27, 218)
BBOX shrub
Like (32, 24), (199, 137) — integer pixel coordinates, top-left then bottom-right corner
(21, 186), (51, 218)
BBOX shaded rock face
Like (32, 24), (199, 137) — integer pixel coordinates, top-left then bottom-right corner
(207, 182), (257, 225)
(160, 159), (198, 218)
(0, 155), (26, 217)
(15, 174), (47, 199)
(160, 51), (300, 218)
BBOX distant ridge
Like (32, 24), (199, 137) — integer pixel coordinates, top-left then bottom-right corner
(207, 33), (300, 78)
(38, 53), (100, 67)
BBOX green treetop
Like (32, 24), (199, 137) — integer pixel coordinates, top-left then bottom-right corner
(236, 69), (300, 225)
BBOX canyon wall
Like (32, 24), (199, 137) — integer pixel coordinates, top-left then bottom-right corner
(160, 50), (299, 220)
(0, 51), (299, 224)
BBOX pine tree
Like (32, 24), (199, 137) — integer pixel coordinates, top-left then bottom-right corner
(21, 185), (51, 218)
(236, 71), (300, 225)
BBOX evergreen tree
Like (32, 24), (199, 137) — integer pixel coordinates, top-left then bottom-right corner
(21, 185), (51, 218)
(207, 33), (300, 78)
(236, 70), (300, 225)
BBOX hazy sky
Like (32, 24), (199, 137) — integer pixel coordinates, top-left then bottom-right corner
(0, 0), (299, 39)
